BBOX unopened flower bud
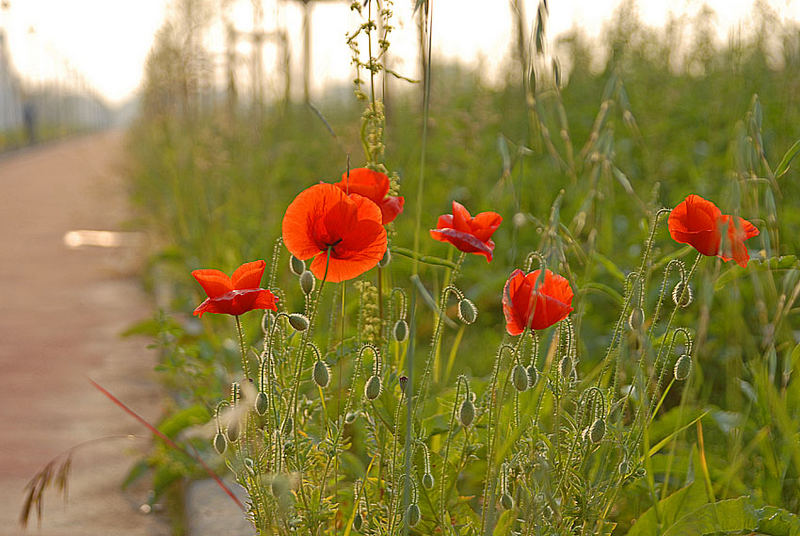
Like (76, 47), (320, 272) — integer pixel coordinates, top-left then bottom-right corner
(458, 398), (475, 427)
(352, 512), (363, 531)
(288, 313), (309, 331)
(244, 457), (255, 475)
(398, 375), (408, 394)
(405, 503), (421, 527)
(618, 460), (631, 475)
(255, 391), (269, 415)
(512, 364), (529, 392)
(289, 255), (305, 276)
(226, 421), (240, 443)
(501, 493), (514, 510)
(422, 472), (434, 490)
(313, 360), (330, 388)
(526, 365), (539, 387)
(393, 319), (409, 342)
(299, 270), (315, 295)
(378, 248), (391, 268)
(589, 418), (606, 444)
(271, 473), (290, 498)
(282, 416), (293, 436)
(213, 432), (227, 455)
(458, 298), (478, 324)
(674, 354), (691, 381)
(345, 411), (359, 424)
(365, 375), (382, 400)
(672, 281), (693, 308)
(628, 307), (645, 330)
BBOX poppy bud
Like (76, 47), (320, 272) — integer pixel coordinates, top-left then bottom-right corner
(526, 365), (539, 387)
(405, 503), (421, 527)
(393, 319), (409, 342)
(672, 281), (693, 308)
(458, 298), (478, 325)
(213, 432), (227, 455)
(378, 248), (391, 268)
(313, 360), (330, 388)
(345, 411), (359, 424)
(290, 255), (305, 276)
(589, 418), (606, 444)
(674, 354), (691, 381)
(352, 512), (363, 531)
(558, 356), (572, 378)
(288, 313), (309, 331)
(271, 473), (290, 498)
(422, 472), (434, 490)
(300, 270), (315, 295)
(282, 416), (293, 436)
(244, 457), (255, 475)
(501, 493), (514, 510)
(512, 364), (529, 392)
(255, 391), (269, 415)
(226, 421), (240, 443)
(628, 307), (645, 330)
(365, 375), (382, 400)
(398, 375), (408, 394)
(458, 398), (475, 427)
(618, 460), (631, 475)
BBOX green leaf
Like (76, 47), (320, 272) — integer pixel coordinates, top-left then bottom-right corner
(627, 481), (707, 536)
(593, 252), (626, 282)
(775, 138), (800, 178)
(663, 496), (758, 535)
(492, 509), (515, 536)
(158, 404), (211, 439)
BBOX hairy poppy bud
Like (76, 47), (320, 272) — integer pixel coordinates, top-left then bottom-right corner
(628, 307), (645, 330)
(458, 398), (475, 427)
(244, 457), (255, 475)
(512, 364), (529, 392)
(378, 248), (391, 268)
(672, 281), (693, 308)
(393, 319), (409, 342)
(300, 270), (315, 295)
(589, 418), (606, 444)
(458, 298), (478, 324)
(422, 472), (434, 490)
(226, 421), (240, 443)
(365, 375), (382, 400)
(255, 391), (269, 415)
(213, 432), (227, 455)
(345, 411), (359, 424)
(352, 512), (363, 532)
(405, 503), (421, 527)
(674, 354), (691, 381)
(501, 493), (514, 510)
(526, 365), (539, 387)
(398, 375), (408, 394)
(289, 255), (305, 276)
(282, 416), (293, 436)
(313, 360), (330, 388)
(618, 460), (631, 476)
(271, 473), (290, 498)
(558, 356), (572, 378)
(288, 313), (309, 331)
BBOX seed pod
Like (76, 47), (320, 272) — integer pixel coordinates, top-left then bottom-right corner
(458, 398), (475, 427)
(288, 313), (309, 331)
(672, 281), (693, 307)
(512, 364), (529, 392)
(628, 307), (645, 330)
(422, 472), (434, 490)
(405, 503), (421, 527)
(313, 360), (330, 388)
(299, 270), (315, 295)
(378, 248), (391, 268)
(364, 375), (382, 400)
(589, 418), (606, 444)
(255, 391), (269, 415)
(352, 512), (363, 532)
(289, 255), (305, 276)
(501, 493), (515, 510)
(213, 432), (227, 455)
(458, 298), (478, 324)
(226, 421), (240, 443)
(674, 354), (692, 381)
(526, 365), (539, 387)
(271, 473), (290, 498)
(393, 319), (409, 342)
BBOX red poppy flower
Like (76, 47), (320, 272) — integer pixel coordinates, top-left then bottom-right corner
(668, 194), (759, 267)
(502, 269), (574, 335)
(192, 260), (278, 317)
(335, 168), (404, 225)
(282, 183), (387, 283)
(429, 201), (502, 262)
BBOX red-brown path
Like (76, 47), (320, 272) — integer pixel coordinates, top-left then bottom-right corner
(0, 132), (171, 535)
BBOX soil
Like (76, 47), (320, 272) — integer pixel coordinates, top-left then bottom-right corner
(0, 131), (171, 535)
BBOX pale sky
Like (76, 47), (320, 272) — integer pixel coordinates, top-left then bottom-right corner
(3, 0), (800, 105)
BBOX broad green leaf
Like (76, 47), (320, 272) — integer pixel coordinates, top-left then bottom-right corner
(663, 496), (758, 535)
(158, 404), (211, 439)
(627, 481), (707, 536)
(775, 138), (800, 178)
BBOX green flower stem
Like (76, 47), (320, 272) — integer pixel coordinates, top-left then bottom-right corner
(391, 246), (458, 269)
(234, 315), (250, 380)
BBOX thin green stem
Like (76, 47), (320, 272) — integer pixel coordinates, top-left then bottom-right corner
(234, 315), (250, 380)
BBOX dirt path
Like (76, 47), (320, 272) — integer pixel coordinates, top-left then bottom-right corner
(0, 132), (171, 535)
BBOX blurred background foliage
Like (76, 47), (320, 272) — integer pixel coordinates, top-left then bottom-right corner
(125, 0), (800, 528)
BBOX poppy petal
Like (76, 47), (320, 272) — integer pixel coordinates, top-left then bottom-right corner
(451, 201), (472, 232)
(283, 183), (346, 260)
(337, 168), (390, 201)
(429, 228), (494, 261)
(470, 211), (503, 242)
(192, 269), (233, 298)
(379, 195), (404, 224)
(231, 260), (266, 289)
